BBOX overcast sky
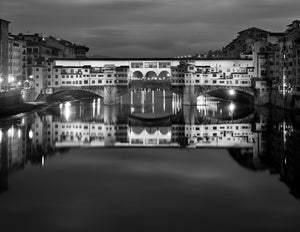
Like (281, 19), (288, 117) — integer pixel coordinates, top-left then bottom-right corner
(0, 0), (299, 57)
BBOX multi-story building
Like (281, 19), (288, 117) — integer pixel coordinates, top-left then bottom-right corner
(11, 33), (89, 81)
(223, 27), (270, 58)
(278, 20), (300, 94)
(0, 19), (10, 89)
(8, 35), (27, 85)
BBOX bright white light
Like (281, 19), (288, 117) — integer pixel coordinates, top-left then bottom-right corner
(18, 129), (21, 139)
(18, 81), (22, 86)
(64, 102), (71, 121)
(65, 101), (71, 108)
(0, 78), (3, 83)
(59, 103), (63, 109)
(0, 130), (2, 143)
(229, 103), (236, 112)
(229, 89), (236, 96)
(29, 75), (33, 79)
(29, 129), (33, 139)
(42, 156), (45, 166)
(8, 76), (15, 83)
(8, 126), (14, 138)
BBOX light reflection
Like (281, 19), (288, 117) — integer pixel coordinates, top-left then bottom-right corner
(18, 129), (21, 139)
(64, 101), (71, 121)
(229, 89), (236, 96)
(229, 102), (236, 112)
(0, 129), (2, 143)
(29, 129), (33, 139)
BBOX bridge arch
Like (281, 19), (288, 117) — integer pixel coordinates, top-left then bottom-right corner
(132, 71), (143, 79)
(195, 86), (254, 104)
(46, 89), (103, 103)
(159, 71), (170, 80)
(145, 71), (158, 79)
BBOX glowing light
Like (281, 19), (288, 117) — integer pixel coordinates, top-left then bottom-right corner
(65, 101), (71, 107)
(197, 95), (206, 106)
(18, 129), (21, 139)
(29, 129), (33, 139)
(0, 78), (3, 83)
(0, 130), (2, 143)
(18, 81), (22, 86)
(42, 156), (45, 166)
(29, 75), (33, 79)
(8, 76), (15, 83)
(8, 126), (14, 138)
(229, 103), (236, 112)
(64, 102), (71, 121)
(21, 118), (25, 125)
(229, 89), (236, 96)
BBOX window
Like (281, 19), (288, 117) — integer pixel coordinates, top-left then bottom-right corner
(55, 81), (58, 85)
(84, 80), (88, 84)
(131, 62), (143, 68)
(159, 62), (171, 68)
(145, 62), (157, 68)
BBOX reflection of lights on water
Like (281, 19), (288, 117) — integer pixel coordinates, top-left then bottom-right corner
(197, 96), (206, 106)
(18, 129), (21, 139)
(64, 101), (71, 121)
(42, 156), (45, 167)
(0, 130), (2, 143)
(229, 103), (236, 113)
(97, 98), (101, 115)
(284, 158), (287, 165)
(59, 103), (63, 109)
(65, 102), (71, 108)
(92, 99), (96, 117)
(229, 89), (236, 96)
(8, 126), (14, 138)
(29, 129), (33, 139)
(21, 118), (25, 125)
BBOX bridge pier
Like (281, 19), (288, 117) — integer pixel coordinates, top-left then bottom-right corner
(183, 85), (197, 105)
(103, 85), (120, 105)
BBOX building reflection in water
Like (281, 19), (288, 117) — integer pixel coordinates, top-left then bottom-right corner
(0, 89), (299, 200)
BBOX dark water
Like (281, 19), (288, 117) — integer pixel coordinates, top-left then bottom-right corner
(0, 89), (300, 232)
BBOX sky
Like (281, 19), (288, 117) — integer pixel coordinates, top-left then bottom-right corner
(0, 0), (300, 58)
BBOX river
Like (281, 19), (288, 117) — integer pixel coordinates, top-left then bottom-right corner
(0, 89), (300, 231)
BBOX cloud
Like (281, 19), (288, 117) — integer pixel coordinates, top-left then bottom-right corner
(0, 0), (299, 57)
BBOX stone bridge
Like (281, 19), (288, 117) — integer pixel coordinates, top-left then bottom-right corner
(44, 80), (256, 105)
(195, 85), (255, 97)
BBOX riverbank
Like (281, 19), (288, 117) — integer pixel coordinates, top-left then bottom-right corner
(270, 90), (300, 112)
(0, 102), (47, 118)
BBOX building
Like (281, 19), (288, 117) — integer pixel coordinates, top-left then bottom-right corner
(8, 35), (27, 85)
(0, 19), (10, 89)
(11, 33), (89, 81)
(278, 20), (300, 94)
(223, 27), (270, 58)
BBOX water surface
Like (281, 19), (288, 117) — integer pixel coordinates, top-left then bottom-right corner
(0, 89), (300, 231)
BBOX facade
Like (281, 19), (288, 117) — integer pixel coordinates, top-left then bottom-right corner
(278, 20), (300, 94)
(8, 35), (27, 85)
(223, 27), (270, 58)
(0, 19), (10, 89)
(11, 33), (89, 81)
(42, 58), (253, 90)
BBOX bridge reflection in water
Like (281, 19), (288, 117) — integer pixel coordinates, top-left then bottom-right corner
(0, 89), (300, 199)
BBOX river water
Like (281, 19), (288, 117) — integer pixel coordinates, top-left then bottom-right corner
(0, 89), (300, 231)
